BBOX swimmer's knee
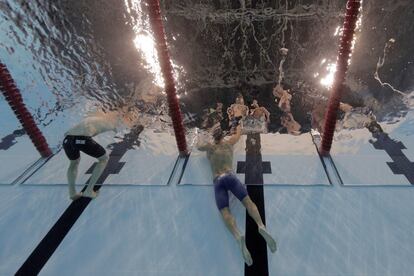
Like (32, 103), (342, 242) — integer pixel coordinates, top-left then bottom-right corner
(69, 158), (80, 167)
(242, 196), (254, 207)
(220, 208), (235, 222)
(220, 207), (231, 217)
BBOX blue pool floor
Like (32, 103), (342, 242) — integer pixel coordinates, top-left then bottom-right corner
(1, 181), (414, 275)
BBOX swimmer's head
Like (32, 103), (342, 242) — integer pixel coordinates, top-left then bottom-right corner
(236, 94), (244, 105)
(251, 100), (259, 109)
(212, 125), (225, 143)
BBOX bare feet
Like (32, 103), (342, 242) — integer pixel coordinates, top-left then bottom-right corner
(258, 226), (277, 253)
(238, 236), (253, 266)
(82, 190), (99, 199)
(69, 192), (83, 201)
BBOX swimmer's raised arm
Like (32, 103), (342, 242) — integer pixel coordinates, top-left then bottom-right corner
(197, 140), (212, 151)
(227, 106), (234, 119)
(226, 124), (242, 145)
(197, 143), (211, 151)
(264, 108), (270, 122)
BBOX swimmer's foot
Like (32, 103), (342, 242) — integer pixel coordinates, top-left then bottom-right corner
(69, 192), (83, 201)
(238, 236), (253, 266)
(82, 190), (99, 199)
(258, 226), (277, 253)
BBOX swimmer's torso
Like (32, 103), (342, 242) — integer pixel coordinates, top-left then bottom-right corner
(229, 104), (248, 118)
(65, 116), (118, 137)
(207, 143), (234, 177)
(252, 107), (268, 120)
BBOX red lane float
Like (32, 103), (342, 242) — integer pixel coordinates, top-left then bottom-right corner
(147, 0), (188, 156)
(320, 0), (361, 156)
(0, 62), (52, 158)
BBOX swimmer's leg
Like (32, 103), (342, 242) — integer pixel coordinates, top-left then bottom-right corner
(220, 208), (252, 266)
(242, 196), (277, 253)
(67, 158), (82, 200)
(83, 154), (108, 198)
(241, 196), (264, 228)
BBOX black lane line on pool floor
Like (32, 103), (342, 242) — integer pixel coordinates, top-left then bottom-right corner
(16, 126), (144, 276)
(243, 133), (269, 276)
(310, 132), (340, 186)
(13, 150), (57, 185)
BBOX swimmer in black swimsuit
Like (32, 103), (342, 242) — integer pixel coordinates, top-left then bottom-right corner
(63, 109), (137, 200)
(198, 123), (277, 266)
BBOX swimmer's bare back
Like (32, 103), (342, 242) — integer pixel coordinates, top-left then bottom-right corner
(207, 143), (234, 177)
(199, 126), (242, 177)
(65, 114), (121, 137)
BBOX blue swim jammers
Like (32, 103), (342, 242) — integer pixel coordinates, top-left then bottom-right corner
(214, 173), (248, 210)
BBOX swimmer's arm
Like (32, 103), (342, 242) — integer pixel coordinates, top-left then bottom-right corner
(263, 108), (270, 122)
(197, 141), (212, 151)
(339, 102), (353, 113)
(226, 125), (242, 145)
(227, 106), (234, 119)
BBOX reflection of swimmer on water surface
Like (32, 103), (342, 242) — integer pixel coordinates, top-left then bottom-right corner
(240, 100), (270, 134)
(227, 94), (249, 134)
(280, 112), (301, 135)
(63, 109), (139, 200)
(202, 102), (224, 129)
(272, 84), (302, 135)
(227, 93), (249, 120)
(197, 123), (277, 266)
(310, 99), (353, 133)
(273, 84), (292, 113)
(310, 97), (383, 136)
(341, 106), (374, 129)
(250, 100), (270, 123)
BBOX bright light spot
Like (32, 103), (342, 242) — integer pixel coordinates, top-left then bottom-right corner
(320, 63), (337, 88)
(124, 0), (187, 93)
(317, 2), (363, 89)
(313, 73), (319, 78)
(133, 34), (164, 87)
(334, 26), (341, 36)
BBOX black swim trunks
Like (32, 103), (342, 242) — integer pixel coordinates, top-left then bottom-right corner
(63, 135), (106, 160)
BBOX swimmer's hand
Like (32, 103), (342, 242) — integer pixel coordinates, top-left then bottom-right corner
(226, 124), (242, 145)
(230, 116), (242, 129)
(197, 141), (212, 152)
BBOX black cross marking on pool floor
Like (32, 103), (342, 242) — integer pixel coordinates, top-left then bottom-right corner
(16, 125), (144, 275)
(371, 132), (414, 184)
(237, 133), (271, 276)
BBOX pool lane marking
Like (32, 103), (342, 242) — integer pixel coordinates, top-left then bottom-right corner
(370, 132), (414, 184)
(310, 132), (341, 186)
(312, 130), (414, 185)
(240, 133), (269, 276)
(16, 126), (144, 275)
